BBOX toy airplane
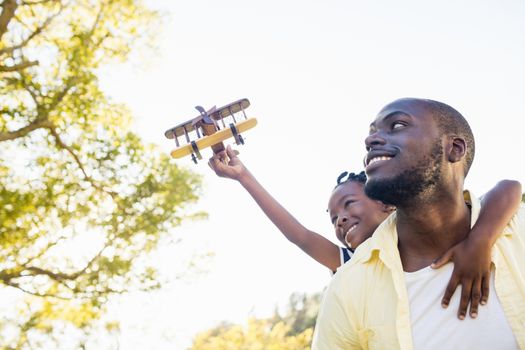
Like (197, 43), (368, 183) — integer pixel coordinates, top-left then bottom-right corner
(164, 98), (257, 163)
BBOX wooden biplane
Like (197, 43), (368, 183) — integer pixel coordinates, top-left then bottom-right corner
(164, 98), (257, 163)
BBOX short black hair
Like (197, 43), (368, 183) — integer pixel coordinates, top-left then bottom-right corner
(424, 99), (475, 176)
(335, 171), (367, 189)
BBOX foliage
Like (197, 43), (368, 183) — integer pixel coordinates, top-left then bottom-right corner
(0, 0), (203, 348)
(191, 319), (313, 350)
(269, 292), (321, 337)
(189, 293), (320, 350)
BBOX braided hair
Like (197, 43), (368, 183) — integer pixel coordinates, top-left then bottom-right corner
(335, 171), (367, 189)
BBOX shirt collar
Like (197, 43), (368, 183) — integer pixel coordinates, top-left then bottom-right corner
(353, 190), (512, 266)
(466, 190), (513, 237)
(355, 211), (399, 268)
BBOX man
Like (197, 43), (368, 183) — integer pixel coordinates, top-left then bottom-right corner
(312, 98), (525, 349)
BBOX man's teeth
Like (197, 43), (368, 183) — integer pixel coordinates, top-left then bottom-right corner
(344, 224), (357, 246)
(368, 156), (392, 166)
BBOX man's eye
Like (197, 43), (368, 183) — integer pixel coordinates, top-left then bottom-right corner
(392, 121), (406, 129)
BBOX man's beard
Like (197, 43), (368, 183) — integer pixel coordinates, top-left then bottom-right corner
(365, 142), (443, 207)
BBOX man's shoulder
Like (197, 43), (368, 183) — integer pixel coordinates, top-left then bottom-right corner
(494, 204), (525, 262)
(324, 257), (369, 310)
(506, 204), (525, 238)
(331, 237), (385, 288)
(347, 212), (398, 264)
(332, 254), (362, 281)
(329, 213), (398, 294)
(331, 244), (372, 286)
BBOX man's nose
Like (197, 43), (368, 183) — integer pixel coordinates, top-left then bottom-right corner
(365, 131), (386, 150)
(336, 216), (348, 227)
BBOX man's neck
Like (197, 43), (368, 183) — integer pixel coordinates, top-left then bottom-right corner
(396, 190), (472, 272)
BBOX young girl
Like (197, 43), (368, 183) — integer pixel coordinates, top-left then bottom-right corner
(208, 145), (522, 319)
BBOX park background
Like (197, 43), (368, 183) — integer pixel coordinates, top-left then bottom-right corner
(1, 0), (524, 349)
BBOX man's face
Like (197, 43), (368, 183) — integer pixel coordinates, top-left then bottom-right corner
(363, 99), (444, 206)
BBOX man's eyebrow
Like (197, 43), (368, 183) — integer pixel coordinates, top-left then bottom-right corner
(370, 111), (412, 130)
(383, 111), (412, 121)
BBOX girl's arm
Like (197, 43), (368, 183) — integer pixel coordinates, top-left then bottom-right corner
(209, 146), (341, 271)
(432, 180), (522, 319)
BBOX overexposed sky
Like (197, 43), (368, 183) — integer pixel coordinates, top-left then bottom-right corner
(98, 0), (525, 348)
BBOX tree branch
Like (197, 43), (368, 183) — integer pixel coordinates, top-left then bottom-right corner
(0, 60), (39, 72)
(24, 241), (108, 282)
(89, 3), (105, 38)
(4, 280), (72, 300)
(47, 127), (92, 184)
(0, 118), (53, 142)
(48, 126), (118, 199)
(48, 77), (78, 110)
(21, 0), (60, 5)
(24, 266), (76, 281)
(23, 234), (66, 266)
(0, 1), (63, 57)
(0, 0), (18, 41)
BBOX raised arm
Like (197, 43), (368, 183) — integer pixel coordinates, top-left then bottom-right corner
(208, 146), (341, 271)
(433, 180), (522, 319)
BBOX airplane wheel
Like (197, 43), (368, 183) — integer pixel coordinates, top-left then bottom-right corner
(191, 141), (202, 161)
(229, 123), (244, 145)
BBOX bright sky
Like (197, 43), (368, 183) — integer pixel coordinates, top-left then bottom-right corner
(97, 0), (525, 348)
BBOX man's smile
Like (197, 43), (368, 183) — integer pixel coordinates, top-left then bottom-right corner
(343, 224), (358, 246)
(367, 156), (392, 166)
(365, 154), (394, 172)
(365, 148), (397, 168)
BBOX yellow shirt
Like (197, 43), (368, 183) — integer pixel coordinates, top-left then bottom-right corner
(312, 192), (525, 350)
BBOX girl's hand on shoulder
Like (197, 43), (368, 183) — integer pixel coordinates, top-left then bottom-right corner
(431, 235), (492, 320)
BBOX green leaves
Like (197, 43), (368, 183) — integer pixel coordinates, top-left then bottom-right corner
(0, 0), (203, 347)
(190, 293), (321, 350)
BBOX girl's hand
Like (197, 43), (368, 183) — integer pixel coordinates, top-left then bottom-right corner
(431, 236), (491, 320)
(208, 145), (244, 180)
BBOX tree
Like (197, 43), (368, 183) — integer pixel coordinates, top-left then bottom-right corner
(191, 318), (313, 350)
(0, 1), (203, 348)
(269, 292), (321, 337)
(189, 293), (320, 350)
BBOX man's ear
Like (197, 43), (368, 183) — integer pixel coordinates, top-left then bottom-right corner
(448, 136), (466, 164)
(378, 202), (396, 213)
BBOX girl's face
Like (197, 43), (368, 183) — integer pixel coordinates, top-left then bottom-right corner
(327, 181), (392, 249)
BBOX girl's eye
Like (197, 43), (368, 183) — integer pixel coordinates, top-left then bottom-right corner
(344, 200), (354, 208)
(331, 216), (337, 225)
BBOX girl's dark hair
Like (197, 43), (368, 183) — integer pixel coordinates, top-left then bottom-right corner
(335, 171), (367, 189)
